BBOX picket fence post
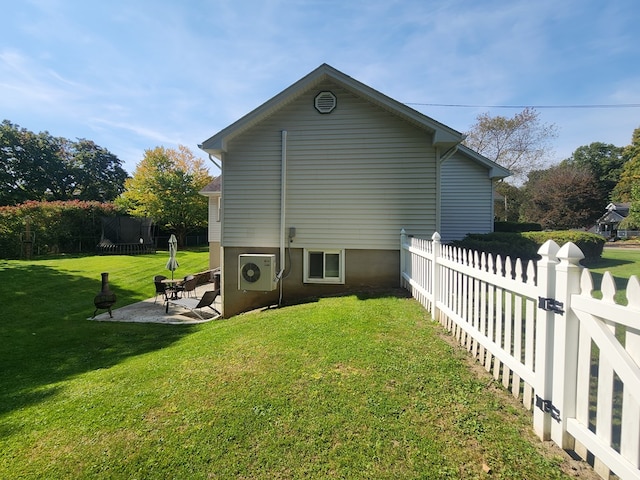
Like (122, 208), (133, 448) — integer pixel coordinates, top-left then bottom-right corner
(431, 232), (441, 320)
(400, 228), (407, 289)
(533, 239), (561, 440)
(550, 242), (585, 449)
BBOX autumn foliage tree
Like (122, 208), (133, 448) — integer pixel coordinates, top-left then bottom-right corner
(117, 145), (212, 246)
(0, 200), (122, 258)
(520, 164), (600, 229)
(561, 142), (625, 208)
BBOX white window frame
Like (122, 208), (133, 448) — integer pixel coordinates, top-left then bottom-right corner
(303, 248), (345, 284)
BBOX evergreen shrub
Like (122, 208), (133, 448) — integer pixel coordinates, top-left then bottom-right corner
(522, 231), (605, 260)
(450, 230), (605, 263)
(494, 221), (542, 233)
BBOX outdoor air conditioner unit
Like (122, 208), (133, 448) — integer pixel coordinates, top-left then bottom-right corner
(238, 254), (278, 291)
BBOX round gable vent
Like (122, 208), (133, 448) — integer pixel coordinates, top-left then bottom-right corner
(314, 91), (337, 114)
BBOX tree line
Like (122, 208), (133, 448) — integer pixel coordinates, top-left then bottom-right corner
(464, 109), (640, 231)
(1, 120), (212, 257)
(2, 111), (639, 258)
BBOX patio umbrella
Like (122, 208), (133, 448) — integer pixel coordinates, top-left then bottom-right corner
(166, 234), (179, 280)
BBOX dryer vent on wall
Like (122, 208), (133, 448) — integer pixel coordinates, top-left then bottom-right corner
(238, 254), (278, 291)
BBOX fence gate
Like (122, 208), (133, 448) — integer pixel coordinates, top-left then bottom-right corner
(400, 230), (640, 480)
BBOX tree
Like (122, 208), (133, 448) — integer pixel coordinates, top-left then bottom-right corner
(612, 127), (640, 202)
(463, 108), (558, 184)
(614, 127), (640, 229)
(561, 142), (624, 207)
(520, 163), (600, 229)
(0, 120), (127, 205)
(1, 120), (67, 204)
(117, 145), (212, 246)
(0, 121), (24, 204)
(69, 139), (129, 201)
(620, 184), (640, 229)
(494, 181), (525, 222)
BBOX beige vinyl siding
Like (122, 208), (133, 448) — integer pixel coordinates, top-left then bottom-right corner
(440, 151), (494, 242)
(223, 80), (437, 250)
(220, 113), (285, 247)
(207, 195), (221, 242)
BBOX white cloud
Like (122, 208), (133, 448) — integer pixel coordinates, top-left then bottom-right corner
(89, 118), (177, 144)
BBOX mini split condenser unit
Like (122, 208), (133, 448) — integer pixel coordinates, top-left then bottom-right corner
(238, 254), (278, 291)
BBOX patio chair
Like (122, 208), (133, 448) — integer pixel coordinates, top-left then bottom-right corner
(165, 289), (221, 320)
(154, 275), (168, 303)
(176, 274), (197, 298)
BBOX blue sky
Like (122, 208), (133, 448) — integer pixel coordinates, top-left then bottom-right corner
(2, 0), (639, 176)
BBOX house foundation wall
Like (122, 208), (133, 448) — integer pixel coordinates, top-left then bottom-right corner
(221, 247), (400, 317)
(208, 241), (221, 269)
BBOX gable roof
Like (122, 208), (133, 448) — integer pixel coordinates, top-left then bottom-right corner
(199, 176), (221, 196)
(605, 202), (630, 214)
(456, 144), (511, 179)
(199, 63), (464, 156)
(598, 202), (630, 224)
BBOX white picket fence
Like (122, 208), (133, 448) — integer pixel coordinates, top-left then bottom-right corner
(400, 230), (640, 480)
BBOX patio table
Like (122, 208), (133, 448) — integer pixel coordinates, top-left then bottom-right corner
(161, 278), (183, 300)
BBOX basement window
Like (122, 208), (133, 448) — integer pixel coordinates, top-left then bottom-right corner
(304, 249), (345, 284)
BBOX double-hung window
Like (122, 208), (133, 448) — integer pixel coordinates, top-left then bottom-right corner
(303, 249), (345, 284)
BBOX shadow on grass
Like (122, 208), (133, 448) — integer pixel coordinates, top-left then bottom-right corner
(0, 263), (196, 417)
(581, 257), (634, 270)
(583, 270), (630, 294)
(580, 257), (633, 300)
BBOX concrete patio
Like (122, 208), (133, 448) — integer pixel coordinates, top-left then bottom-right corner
(90, 284), (222, 325)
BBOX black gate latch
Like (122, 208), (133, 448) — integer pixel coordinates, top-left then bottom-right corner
(535, 395), (561, 422)
(538, 297), (564, 315)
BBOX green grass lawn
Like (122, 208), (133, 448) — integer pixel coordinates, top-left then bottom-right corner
(582, 247), (640, 304)
(1, 251), (594, 479)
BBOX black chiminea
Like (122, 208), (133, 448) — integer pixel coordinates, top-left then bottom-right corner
(93, 272), (116, 318)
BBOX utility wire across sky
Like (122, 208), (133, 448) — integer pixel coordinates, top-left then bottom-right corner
(406, 103), (640, 109)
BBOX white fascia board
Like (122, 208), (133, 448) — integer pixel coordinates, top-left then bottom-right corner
(456, 144), (511, 179)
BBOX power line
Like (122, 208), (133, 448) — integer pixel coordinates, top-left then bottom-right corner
(405, 102), (640, 109)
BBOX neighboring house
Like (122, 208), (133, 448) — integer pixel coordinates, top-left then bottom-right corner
(596, 202), (630, 238)
(199, 176), (221, 268)
(199, 64), (511, 317)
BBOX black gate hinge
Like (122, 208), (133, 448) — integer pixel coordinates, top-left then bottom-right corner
(538, 297), (564, 315)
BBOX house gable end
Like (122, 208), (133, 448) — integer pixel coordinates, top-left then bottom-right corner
(200, 64), (464, 157)
(220, 79), (439, 250)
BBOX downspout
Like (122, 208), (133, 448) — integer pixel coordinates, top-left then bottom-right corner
(435, 147), (442, 235)
(278, 130), (288, 306)
(207, 154), (222, 171)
